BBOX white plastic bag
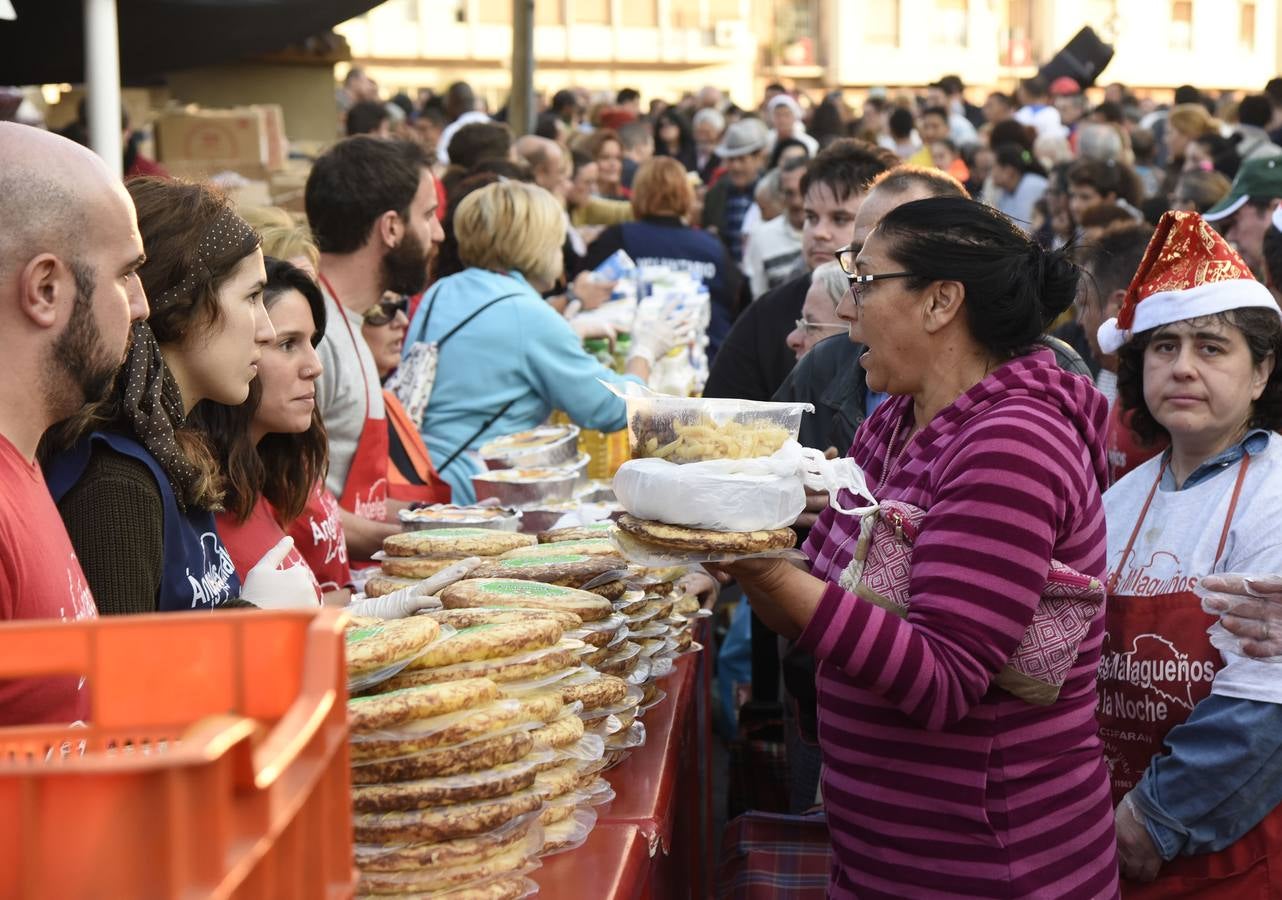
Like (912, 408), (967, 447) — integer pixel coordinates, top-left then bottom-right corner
(613, 443), (807, 531)
(612, 441), (878, 532)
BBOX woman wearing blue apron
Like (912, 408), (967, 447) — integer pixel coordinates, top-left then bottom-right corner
(42, 178), (275, 613)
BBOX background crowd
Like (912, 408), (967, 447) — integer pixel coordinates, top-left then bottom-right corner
(9, 60), (1282, 897)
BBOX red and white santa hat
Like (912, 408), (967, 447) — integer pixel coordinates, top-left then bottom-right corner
(1097, 210), (1281, 354)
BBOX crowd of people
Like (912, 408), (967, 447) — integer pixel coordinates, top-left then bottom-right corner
(6, 65), (1282, 897)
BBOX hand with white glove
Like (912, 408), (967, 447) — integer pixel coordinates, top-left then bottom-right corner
(240, 537), (320, 610)
(570, 271), (616, 311)
(571, 317), (618, 344)
(347, 584), (441, 620)
(347, 557), (482, 619)
(627, 302), (697, 368)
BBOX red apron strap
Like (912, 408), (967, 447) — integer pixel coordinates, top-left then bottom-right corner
(1213, 451), (1252, 566)
(1108, 459), (1165, 594)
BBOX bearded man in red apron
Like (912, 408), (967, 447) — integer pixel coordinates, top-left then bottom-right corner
(304, 136), (444, 564)
(1096, 211), (1282, 896)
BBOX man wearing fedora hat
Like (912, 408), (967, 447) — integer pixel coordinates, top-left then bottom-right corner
(701, 117), (770, 267)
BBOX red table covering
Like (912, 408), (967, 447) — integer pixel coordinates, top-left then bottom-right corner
(533, 622), (715, 899)
(533, 824), (649, 900)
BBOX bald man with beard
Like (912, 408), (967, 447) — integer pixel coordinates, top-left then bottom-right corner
(0, 123), (149, 725)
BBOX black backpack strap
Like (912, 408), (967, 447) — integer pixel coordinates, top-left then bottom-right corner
(431, 292), (523, 472)
(437, 293), (521, 349)
(438, 397), (519, 473)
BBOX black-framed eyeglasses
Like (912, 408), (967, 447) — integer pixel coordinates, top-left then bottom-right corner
(833, 246), (916, 305)
(362, 294), (409, 327)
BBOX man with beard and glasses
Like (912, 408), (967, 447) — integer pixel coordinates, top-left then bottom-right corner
(305, 137), (444, 561)
(0, 123), (148, 725)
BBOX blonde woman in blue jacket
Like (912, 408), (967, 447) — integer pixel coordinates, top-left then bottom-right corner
(404, 180), (684, 502)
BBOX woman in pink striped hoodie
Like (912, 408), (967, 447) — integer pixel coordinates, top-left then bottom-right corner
(721, 197), (1119, 898)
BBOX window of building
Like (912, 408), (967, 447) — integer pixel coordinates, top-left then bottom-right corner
(1170, 0), (1193, 51)
(535, 0), (565, 26)
(619, 0), (656, 27)
(1002, 0), (1033, 65)
(865, 0), (900, 45)
(477, 0), (509, 24)
(1240, 2), (1256, 50)
(932, 0), (969, 47)
(576, 0), (610, 24)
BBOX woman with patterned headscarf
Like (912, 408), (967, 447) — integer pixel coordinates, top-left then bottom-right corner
(42, 178), (277, 614)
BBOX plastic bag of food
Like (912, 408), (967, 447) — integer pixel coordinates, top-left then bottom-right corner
(539, 807), (598, 857)
(351, 750), (556, 814)
(346, 620), (457, 694)
(354, 807), (543, 870)
(352, 785), (546, 844)
(613, 448), (806, 532)
(603, 381), (812, 463)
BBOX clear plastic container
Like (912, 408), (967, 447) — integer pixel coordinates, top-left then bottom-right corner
(604, 382), (813, 463)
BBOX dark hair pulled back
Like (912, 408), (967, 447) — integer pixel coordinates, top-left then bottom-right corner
(873, 196), (1081, 358)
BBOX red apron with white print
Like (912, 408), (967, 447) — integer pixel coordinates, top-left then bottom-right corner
(286, 483), (352, 593)
(216, 499), (322, 602)
(1099, 454), (1282, 897)
(323, 276), (391, 531)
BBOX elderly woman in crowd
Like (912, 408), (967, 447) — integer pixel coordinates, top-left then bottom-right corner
(580, 156), (741, 354)
(783, 260), (848, 360)
(404, 180), (683, 503)
(1094, 211), (1282, 893)
(718, 197), (1118, 898)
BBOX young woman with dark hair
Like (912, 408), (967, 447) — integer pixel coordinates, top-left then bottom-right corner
(717, 197), (1119, 897)
(1066, 157), (1144, 226)
(990, 141), (1049, 232)
(198, 258), (352, 604)
(43, 177), (276, 614)
(653, 108), (697, 173)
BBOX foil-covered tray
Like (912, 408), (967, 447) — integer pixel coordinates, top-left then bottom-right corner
(479, 425), (581, 470)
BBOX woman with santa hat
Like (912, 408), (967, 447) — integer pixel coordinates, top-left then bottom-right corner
(1095, 210), (1282, 894)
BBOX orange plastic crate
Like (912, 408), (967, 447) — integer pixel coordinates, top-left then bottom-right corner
(0, 608), (355, 900)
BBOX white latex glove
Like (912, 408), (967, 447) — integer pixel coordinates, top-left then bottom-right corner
(347, 584), (442, 619)
(241, 537), (320, 610)
(628, 302), (697, 366)
(1199, 573), (1282, 660)
(346, 557), (482, 619)
(571, 317), (618, 344)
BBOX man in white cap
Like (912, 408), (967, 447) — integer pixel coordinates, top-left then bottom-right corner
(1094, 210), (1282, 890)
(766, 94), (819, 156)
(701, 117), (769, 266)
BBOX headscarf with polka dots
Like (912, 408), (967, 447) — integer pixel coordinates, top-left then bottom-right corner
(120, 206), (259, 510)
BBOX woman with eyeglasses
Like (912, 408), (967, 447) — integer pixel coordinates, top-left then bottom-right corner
(715, 197), (1118, 898)
(361, 291), (452, 505)
(784, 260), (849, 360)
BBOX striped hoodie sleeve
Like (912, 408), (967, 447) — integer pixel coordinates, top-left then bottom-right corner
(797, 411), (1081, 730)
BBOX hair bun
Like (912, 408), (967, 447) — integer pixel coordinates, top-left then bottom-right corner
(1033, 245), (1080, 327)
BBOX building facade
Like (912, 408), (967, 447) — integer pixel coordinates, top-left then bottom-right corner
(339, 0), (1282, 106)
(336, 0), (761, 108)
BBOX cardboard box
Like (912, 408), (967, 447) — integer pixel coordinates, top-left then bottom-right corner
(155, 104), (287, 172)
